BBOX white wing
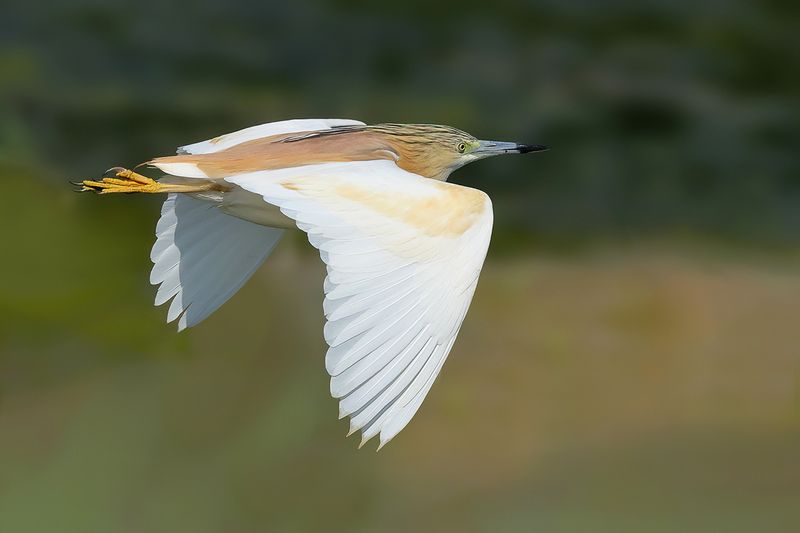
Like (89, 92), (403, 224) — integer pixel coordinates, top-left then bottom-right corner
(151, 194), (283, 331)
(177, 118), (366, 155)
(226, 160), (493, 448)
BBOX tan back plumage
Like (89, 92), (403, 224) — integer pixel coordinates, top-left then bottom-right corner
(149, 124), (477, 180)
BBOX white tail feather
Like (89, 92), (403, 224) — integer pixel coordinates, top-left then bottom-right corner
(151, 194), (283, 331)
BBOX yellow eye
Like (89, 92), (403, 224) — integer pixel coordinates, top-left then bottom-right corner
(457, 142), (466, 153)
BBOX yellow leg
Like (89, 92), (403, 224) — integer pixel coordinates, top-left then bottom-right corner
(76, 167), (224, 194)
(77, 167), (163, 194)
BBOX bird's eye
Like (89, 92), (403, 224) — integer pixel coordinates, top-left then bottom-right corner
(457, 142), (466, 153)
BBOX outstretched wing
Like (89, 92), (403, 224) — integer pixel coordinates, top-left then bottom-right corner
(151, 194), (283, 331)
(226, 160), (493, 448)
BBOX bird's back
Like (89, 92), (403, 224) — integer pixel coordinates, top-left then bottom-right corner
(149, 127), (397, 179)
(149, 123), (470, 180)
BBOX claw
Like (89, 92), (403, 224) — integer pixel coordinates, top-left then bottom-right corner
(69, 180), (88, 192)
(103, 167), (127, 179)
(73, 167), (222, 195)
(74, 167), (161, 194)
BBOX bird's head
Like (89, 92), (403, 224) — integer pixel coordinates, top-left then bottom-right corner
(369, 123), (548, 181)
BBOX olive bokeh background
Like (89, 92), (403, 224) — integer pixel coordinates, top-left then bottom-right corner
(2, 1), (799, 531)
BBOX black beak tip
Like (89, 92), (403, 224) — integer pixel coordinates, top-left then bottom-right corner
(518, 144), (549, 154)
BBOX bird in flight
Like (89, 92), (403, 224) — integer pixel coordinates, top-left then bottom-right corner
(77, 119), (546, 449)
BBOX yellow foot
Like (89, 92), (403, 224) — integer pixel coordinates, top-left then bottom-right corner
(76, 167), (163, 194)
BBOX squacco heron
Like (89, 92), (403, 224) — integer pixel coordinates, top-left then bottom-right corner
(77, 119), (547, 449)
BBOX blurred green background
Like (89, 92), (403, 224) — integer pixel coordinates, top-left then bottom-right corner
(2, 1), (799, 531)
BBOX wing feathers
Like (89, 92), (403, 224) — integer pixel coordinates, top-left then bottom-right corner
(151, 194), (284, 331)
(225, 160), (492, 447)
(330, 320), (429, 398)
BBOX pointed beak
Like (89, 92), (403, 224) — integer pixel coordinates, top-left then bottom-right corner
(475, 140), (549, 157)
